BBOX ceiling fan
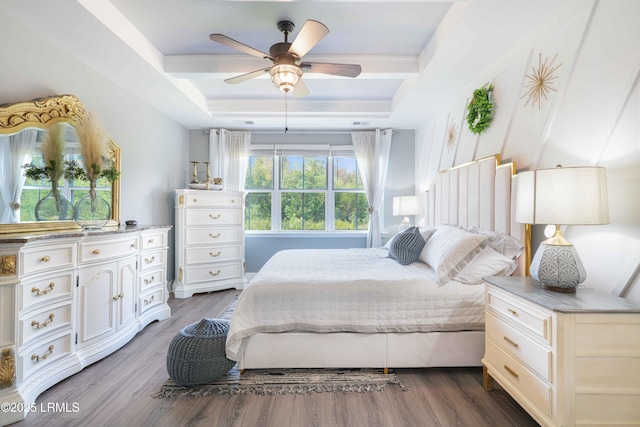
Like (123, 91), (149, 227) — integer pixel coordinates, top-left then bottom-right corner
(209, 20), (362, 97)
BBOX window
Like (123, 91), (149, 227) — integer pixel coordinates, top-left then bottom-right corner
(244, 145), (368, 231)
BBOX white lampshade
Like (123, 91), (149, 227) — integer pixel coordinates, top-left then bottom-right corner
(515, 166), (609, 225)
(393, 196), (419, 217)
(270, 64), (302, 93)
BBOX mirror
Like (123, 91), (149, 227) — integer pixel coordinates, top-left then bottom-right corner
(0, 94), (120, 234)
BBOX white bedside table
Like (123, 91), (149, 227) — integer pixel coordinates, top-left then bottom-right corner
(482, 276), (640, 427)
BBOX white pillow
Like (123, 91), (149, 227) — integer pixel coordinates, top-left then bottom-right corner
(465, 226), (524, 260)
(454, 246), (517, 285)
(419, 225), (487, 285)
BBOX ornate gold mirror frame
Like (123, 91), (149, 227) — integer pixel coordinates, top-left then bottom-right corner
(0, 94), (120, 234)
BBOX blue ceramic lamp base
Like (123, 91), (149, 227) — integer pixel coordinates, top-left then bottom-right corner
(530, 243), (586, 293)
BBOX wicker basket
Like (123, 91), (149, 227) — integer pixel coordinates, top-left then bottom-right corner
(166, 318), (236, 386)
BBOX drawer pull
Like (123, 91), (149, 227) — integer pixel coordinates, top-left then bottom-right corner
(41, 256), (51, 263)
(209, 232), (221, 239)
(209, 251), (221, 257)
(92, 249), (101, 255)
(231, 199), (235, 203)
(130, 243), (136, 249)
(503, 336), (519, 348)
(507, 308), (518, 316)
(145, 256), (155, 264)
(144, 295), (155, 305)
(147, 238), (154, 244)
(193, 198), (198, 203)
(209, 213), (221, 220)
(31, 313), (55, 329)
(31, 345), (54, 362)
(113, 293), (124, 301)
(144, 276), (155, 285)
(32, 282), (55, 296)
(209, 270), (221, 276)
(504, 365), (519, 378)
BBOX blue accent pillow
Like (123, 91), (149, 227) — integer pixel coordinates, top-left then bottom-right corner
(389, 226), (426, 265)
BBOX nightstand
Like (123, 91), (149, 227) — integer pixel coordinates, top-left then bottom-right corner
(482, 276), (640, 427)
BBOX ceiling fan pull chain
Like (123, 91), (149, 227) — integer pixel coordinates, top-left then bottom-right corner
(285, 92), (289, 133)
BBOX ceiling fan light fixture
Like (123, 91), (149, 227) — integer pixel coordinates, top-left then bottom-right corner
(270, 64), (302, 93)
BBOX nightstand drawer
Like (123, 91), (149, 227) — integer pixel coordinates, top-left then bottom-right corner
(486, 312), (552, 381)
(186, 245), (241, 265)
(485, 339), (552, 417)
(487, 288), (551, 344)
(186, 209), (242, 226)
(185, 226), (242, 245)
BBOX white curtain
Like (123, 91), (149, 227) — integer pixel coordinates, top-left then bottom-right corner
(0, 130), (37, 223)
(209, 129), (251, 191)
(352, 129), (392, 248)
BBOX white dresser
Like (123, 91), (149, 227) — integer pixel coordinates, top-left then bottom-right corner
(174, 189), (246, 298)
(0, 226), (171, 425)
(482, 276), (640, 426)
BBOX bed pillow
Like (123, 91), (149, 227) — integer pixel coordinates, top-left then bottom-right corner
(454, 246), (517, 285)
(388, 227), (427, 265)
(384, 227), (435, 250)
(419, 225), (487, 285)
(465, 226), (524, 260)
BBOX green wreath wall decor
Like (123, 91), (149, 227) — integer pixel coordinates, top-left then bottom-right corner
(466, 84), (494, 135)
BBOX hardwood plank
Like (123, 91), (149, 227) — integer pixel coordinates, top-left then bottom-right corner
(14, 290), (538, 427)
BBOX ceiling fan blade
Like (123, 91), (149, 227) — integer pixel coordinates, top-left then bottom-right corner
(288, 20), (329, 58)
(301, 62), (362, 78)
(293, 79), (310, 98)
(225, 67), (271, 84)
(210, 33), (272, 59)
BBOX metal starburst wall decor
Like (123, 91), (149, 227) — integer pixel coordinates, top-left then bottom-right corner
(521, 53), (562, 109)
(445, 120), (458, 152)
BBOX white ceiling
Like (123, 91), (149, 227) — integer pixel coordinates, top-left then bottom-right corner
(0, 0), (569, 132)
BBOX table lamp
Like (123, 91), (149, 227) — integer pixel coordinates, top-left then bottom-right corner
(515, 166), (609, 292)
(393, 195), (419, 231)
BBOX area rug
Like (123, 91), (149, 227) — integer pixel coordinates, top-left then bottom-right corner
(153, 367), (407, 398)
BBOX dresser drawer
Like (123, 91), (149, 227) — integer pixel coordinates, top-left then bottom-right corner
(186, 226), (242, 245)
(19, 301), (72, 349)
(20, 331), (72, 381)
(186, 209), (242, 226)
(139, 287), (164, 314)
(186, 263), (242, 284)
(139, 268), (166, 293)
(21, 270), (73, 311)
(78, 236), (138, 264)
(186, 245), (241, 265)
(140, 249), (166, 272)
(485, 339), (552, 417)
(486, 312), (552, 381)
(140, 231), (167, 251)
(185, 193), (242, 208)
(20, 243), (74, 277)
(487, 289), (552, 344)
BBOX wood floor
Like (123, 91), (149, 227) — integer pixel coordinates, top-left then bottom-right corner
(14, 290), (539, 427)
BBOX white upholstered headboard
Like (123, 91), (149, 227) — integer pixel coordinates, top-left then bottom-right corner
(425, 155), (529, 276)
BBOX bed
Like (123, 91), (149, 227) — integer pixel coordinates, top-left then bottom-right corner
(227, 156), (529, 370)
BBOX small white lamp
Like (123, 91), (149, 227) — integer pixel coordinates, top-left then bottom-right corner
(515, 166), (609, 292)
(393, 195), (419, 231)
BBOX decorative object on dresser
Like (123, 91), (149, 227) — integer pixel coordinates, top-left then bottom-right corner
(0, 225), (171, 425)
(482, 276), (640, 426)
(174, 189), (246, 298)
(515, 166), (609, 292)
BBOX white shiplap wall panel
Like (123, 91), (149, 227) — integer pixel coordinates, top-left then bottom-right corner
(449, 169), (459, 225)
(467, 162), (480, 227)
(478, 158), (496, 231)
(458, 167), (469, 228)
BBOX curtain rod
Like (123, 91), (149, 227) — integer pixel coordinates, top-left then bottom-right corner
(204, 129), (397, 135)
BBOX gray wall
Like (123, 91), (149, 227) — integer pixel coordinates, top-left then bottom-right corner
(189, 129), (415, 272)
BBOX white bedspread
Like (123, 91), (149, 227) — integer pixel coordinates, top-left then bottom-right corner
(226, 248), (486, 360)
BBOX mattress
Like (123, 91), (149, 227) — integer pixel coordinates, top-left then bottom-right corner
(226, 248), (486, 360)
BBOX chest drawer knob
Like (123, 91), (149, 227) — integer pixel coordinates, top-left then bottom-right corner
(32, 282), (55, 296)
(209, 270), (221, 276)
(92, 249), (101, 255)
(41, 256), (51, 263)
(31, 313), (55, 329)
(209, 232), (221, 239)
(31, 345), (54, 362)
(209, 251), (221, 258)
(503, 336), (519, 348)
(209, 213), (221, 220)
(504, 365), (519, 378)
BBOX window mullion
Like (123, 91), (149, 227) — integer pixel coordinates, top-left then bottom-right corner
(274, 155), (281, 231)
(327, 156), (333, 231)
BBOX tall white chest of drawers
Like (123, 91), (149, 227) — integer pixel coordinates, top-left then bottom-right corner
(174, 190), (246, 298)
(482, 276), (640, 427)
